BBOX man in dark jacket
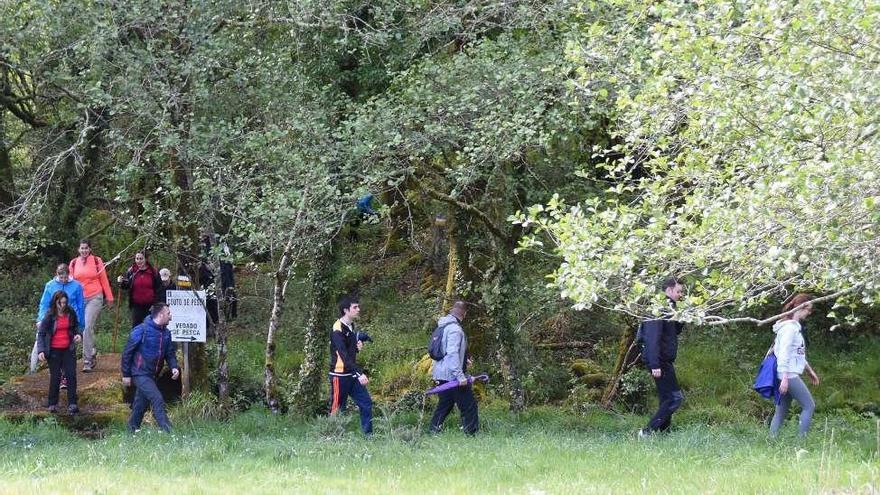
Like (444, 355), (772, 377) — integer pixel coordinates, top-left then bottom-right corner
(328, 295), (373, 434)
(639, 277), (686, 436)
(121, 303), (179, 432)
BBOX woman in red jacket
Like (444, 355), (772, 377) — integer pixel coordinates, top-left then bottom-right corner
(118, 251), (161, 329)
(68, 239), (114, 372)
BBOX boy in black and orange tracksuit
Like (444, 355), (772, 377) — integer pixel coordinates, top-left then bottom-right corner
(328, 296), (373, 434)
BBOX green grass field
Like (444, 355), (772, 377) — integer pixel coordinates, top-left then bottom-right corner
(1, 406), (877, 494)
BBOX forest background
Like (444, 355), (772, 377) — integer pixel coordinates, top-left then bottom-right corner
(0, 1), (878, 493)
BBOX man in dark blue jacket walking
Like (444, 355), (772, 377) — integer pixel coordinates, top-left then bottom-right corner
(121, 303), (179, 432)
(639, 277), (686, 436)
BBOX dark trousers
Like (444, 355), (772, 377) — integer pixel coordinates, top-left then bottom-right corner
(222, 287), (238, 320)
(130, 303), (152, 329)
(430, 381), (479, 434)
(328, 375), (373, 434)
(129, 375), (172, 432)
(646, 362), (684, 432)
(47, 349), (77, 406)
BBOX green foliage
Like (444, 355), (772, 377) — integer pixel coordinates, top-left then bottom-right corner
(617, 367), (651, 414)
(516, 0), (880, 322)
(0, 309), (37, 381)
(523, 361), (571, 405)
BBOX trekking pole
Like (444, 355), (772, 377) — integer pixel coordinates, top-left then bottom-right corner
(111, 283), (122, 353)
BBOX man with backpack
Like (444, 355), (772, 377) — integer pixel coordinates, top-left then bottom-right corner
(429, 301), (478, 435)
(121, 303), (179, 433)
(638, 277), (686, 437)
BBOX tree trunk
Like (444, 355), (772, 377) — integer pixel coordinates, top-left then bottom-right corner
(601, 321), (640, 408)
(442, 213), (458, 313)
(0, 108), (13, 206)
(290, 243), (335, 415)
(214, 249), (230, 404)
(264, 238), (297, 413)
(485, 249), (525, 412)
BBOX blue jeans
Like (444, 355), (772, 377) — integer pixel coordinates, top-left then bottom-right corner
(329, 375), (373, 434)
(128, 375), (172, 432)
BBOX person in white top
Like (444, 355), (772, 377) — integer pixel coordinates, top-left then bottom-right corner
(770, 293), (820, 438)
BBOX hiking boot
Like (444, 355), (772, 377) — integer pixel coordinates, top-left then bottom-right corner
(47, 405), (58, 414)
(68, 404), (80, 414)
(60, 376), (68, 389)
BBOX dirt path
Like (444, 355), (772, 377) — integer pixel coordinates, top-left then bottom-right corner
(1, 353), (127, 417)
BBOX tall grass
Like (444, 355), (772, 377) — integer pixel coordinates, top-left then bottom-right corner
(1, 407), (877, 494)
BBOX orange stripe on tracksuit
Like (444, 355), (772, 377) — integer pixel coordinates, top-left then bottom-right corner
(330, 377), (341, 413)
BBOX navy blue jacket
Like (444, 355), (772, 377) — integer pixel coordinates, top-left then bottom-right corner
(641, 316), (684, 370)
(121, 316), (178, 378)
(36, 312), (82, 355)
(328, 319), (362, 377)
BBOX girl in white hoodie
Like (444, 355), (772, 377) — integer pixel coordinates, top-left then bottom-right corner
(770, 293), (820, 438)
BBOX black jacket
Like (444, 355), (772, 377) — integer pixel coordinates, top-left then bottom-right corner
(157, 281), (177, 304)
(37, 312), (82, 355)
(328, 319), (362, 377)
(641, 315), (684, 370)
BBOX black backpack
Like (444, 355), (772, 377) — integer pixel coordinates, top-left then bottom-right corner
(428, 321), (456, 361)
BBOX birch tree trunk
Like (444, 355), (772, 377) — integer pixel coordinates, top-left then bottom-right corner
(264, 237), (296, 413)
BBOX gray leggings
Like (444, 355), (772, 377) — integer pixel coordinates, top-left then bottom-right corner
(770, 375), (815, 437)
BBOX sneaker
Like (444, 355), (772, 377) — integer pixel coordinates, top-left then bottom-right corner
(68, 404), (79, 414)
(637, 428), (652, 439)
(47, 405), (58, 414)
(60, 377), (68, 390)
(82, 364), (93, 373)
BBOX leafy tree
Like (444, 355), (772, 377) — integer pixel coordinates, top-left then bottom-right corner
(517, 0), (880, 326)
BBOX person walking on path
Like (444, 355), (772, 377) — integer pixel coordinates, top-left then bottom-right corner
(639, 277), (686, 436)
(429, 301), (479, 435)
(68, 239), (114, 372)
(770, 294), (819, 438)
(117, 251), (161, 329)
(30, 264), (85, 374)
(328, 295), (373, 435)
(121, 303), (179, 433)
(37, 291), (82, 414)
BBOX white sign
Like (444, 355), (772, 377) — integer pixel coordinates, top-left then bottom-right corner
(167, 290), (207, 343)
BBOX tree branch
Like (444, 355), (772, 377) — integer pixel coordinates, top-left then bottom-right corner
(702, 285), (862, 327)
(414, 177), (509, 243)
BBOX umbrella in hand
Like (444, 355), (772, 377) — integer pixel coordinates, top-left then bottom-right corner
(426, 374), (489, 395)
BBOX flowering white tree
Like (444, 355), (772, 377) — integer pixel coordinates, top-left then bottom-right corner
(516, 0), (880, 325)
